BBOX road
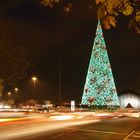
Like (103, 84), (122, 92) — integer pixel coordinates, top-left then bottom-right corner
(1, 112), (140, 140)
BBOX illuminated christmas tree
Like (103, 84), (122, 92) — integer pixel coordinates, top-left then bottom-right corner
(81, 20), (119, 107)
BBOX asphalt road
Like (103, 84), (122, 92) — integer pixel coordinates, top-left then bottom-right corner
(9, 117), (140, 140)
(1, 112), (140, 140)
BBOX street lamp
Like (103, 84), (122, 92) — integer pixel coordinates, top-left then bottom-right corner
(8, 92), (11, 99)
(58, 52), (62, 104)
(15, 87), (18, 94)
(32, 76), (37, 99)
(32, 76), (37, 87)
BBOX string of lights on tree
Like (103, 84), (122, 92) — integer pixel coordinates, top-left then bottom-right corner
(81, 20), (119, 107)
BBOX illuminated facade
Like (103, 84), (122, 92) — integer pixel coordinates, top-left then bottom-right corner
(81, 20), (119, 107)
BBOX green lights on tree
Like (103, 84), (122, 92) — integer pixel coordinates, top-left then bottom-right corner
(81, 20), (119, 107)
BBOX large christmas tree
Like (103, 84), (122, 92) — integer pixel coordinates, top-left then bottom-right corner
(81, 20), (119, 107)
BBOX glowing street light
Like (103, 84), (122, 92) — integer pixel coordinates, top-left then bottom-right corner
(15, 87), (18, 94)
(32, 76), (37, 99)
(32, 76), (37, 87)
(8, 92), (11, 99)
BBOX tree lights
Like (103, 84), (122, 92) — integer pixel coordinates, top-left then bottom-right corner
(81, 20), (119, 107)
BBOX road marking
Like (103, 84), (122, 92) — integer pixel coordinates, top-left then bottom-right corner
(50, 129), (76, 139)
(123, 130), (135, 140)
(132, 134), (140, 138)
(68, 128), (126, 135)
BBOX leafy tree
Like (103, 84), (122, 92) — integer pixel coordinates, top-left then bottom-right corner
(40, 0), (140, 33)
(0, 79), (4, 99)
(0, 18), (31, 91)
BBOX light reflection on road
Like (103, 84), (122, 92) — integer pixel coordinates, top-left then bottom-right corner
(0, 111), (139, 140)
(0, 113), (100, 140)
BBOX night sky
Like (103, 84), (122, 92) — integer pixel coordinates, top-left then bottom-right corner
(1, 0), (140, 104)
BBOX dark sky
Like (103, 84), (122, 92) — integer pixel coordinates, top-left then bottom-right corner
(1, 0), (140, 104)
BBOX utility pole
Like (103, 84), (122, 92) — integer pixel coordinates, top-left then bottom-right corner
(58, 52), (62, 105)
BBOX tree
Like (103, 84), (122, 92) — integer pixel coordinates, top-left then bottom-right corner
(81, 21), (119, 107)
(0, 18), (31, 92)
(40, 0), (140, 33)
(3, 46), (31, 89)
(0, 79), (4, 99)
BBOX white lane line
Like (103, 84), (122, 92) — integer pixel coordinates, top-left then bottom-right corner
(123, 130), (135, 140)
(50, 129), (76, 139)
(69, 128), (127, 135)
(132, 134), (140, 138)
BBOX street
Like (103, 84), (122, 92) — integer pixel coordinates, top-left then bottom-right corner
(12, 118), (140, 140)
(1, 112), (140, 140)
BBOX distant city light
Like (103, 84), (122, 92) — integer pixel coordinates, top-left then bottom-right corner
(0, 104), (11, 109)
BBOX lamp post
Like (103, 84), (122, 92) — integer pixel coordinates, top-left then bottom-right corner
(14, 88), (19, 106)
(15, 87), (18, 94)
(8, 92), (11, 99)
(32, 76), (37, 99)
(58, 52), (62, 105)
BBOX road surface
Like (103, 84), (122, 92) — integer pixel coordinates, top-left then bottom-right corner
(0, 112), (140, 140)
